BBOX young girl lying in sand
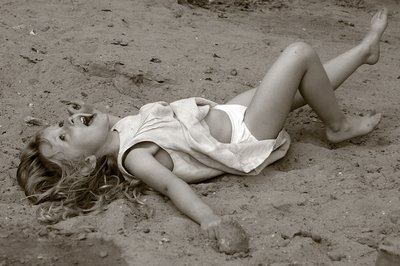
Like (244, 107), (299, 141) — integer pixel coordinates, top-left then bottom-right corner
(17, 9), (388, 238)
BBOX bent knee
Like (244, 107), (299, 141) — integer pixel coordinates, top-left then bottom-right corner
(284, 41), (316, 60)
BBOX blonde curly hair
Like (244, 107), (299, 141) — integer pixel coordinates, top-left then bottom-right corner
(17, 128), (144, 223)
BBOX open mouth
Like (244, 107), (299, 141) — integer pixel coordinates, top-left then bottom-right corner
(80, 114), (96, 126)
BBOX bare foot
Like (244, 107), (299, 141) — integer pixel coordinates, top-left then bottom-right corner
(362, 8), (388, 65)
(326, 113), (382, 143)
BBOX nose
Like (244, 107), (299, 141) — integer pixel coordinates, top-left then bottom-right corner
(66, 116), (75, 126)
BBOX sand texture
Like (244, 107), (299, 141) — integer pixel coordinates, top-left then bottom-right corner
(1, 0), (400, 265)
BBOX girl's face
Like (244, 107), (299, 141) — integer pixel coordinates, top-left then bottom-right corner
(40, 112), (111, 161)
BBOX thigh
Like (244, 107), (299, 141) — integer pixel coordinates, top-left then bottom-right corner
(244, 43), (310, 140)
(204, 108), (232, 143)
(226, 88), (256, 106)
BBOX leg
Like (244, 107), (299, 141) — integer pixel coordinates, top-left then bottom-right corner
(228, 8), (388, 110)
(291, 8), (388, 109)
(243, 41), (381, 143)
(244, 41), (345, 140)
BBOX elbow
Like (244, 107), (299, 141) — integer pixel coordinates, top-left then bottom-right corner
(160, 184), (169, 196)
(159, 179), (174, 196)
(161, 178), (185, 197)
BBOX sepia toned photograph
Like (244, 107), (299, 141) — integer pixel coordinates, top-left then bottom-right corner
(0, 0), (399, 265)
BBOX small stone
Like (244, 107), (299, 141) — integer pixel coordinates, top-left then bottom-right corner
(24, 116), (48, 126)
(361, 228), (373, 233)
(173, 8), (184, 18)
(272, 203), (291, 212)
(143, 228), (150, 233)
(150, 57), (161, 63)
(38, 229), (48, 237)
(330, 194), (338, 200)
(39, 25), (50, 32)
(389, 209), (400, 224)
(280, 239), (290, 247)
(99, 251), (108, 258)
(204, 67), (214, 74)
(328, 251), (346, 261)
(357, 236), (378, 248)
(111, 39), (128, 46)
(77, 233), (87, 240)
(0, 232), (9, 238)
(229, 69), (238, 76)
(160, 237), (170, 243)
(310, 232), (322, 243)
(376, 238), (400, 266)
(216, 219), (249, 255)
(82, 226), (96, 233)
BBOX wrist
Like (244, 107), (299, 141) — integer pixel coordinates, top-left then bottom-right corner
(200, 212), (221, 225)
(200, 213), (221, 232)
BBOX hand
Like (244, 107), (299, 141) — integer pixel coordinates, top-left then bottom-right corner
(66, 100), (95, 115)
(200, 214), (222, 239)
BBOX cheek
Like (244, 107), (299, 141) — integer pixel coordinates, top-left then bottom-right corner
(53, 149), (81, 163)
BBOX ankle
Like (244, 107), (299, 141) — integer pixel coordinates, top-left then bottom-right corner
(357, 43), (372, 64)
(327, 117), (347, 132)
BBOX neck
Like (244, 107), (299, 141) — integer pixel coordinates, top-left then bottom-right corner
(95, 130), (120, 159)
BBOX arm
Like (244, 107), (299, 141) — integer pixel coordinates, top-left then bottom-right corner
(124, 142), (221, 235)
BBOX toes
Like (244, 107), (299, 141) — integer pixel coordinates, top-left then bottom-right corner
(372, 112), (382, 121)
(369, 113), (382, 128)
(374, 113), (382, 124)
(375, 9), (381, 19)
(378, 8), (388, 20)
(373, 8), (387, 21)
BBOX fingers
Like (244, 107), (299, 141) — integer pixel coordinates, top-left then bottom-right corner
(70, 100), (85, 110)
(67, 104), (81, 115)
(66, 100), (86, 115)
(204, 220), (222, 240)
(207, 227), (217, 240)
(201, 214), (222, 240)
(215, 225), (221, 240)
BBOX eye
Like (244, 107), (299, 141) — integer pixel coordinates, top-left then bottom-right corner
(58, 121), (64, 127)
(59, 134), (66, 141)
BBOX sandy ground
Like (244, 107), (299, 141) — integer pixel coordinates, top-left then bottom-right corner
(1, 0), (400, 265)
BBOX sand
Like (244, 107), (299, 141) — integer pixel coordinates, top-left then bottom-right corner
(1, 0), (400, 265)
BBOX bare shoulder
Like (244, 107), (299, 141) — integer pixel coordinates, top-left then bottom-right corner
(123, 141), (174, 172)
(122, 142), (160, 177)
(128, 141), (161, 155)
